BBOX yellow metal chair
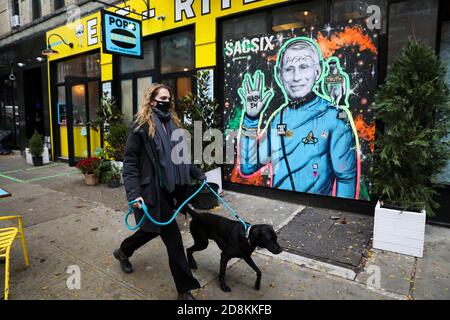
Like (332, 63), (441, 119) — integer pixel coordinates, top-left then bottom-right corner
(0, 216), (29, 300)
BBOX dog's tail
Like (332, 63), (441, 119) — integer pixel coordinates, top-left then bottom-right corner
(182, 205), (199, 219)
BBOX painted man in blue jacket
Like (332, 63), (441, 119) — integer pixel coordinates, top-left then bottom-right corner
(238, 37), (357, 198)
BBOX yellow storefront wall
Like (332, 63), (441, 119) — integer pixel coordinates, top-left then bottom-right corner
(46, 0), (288, 160)
(59, 126), (102, 158)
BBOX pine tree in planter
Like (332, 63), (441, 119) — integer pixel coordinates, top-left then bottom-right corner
(28, 131), (44, 166)
(372, 40), (450, 257)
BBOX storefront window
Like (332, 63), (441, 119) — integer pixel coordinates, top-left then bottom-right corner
(56, 86), (66, 125)
(272, 1), (324, 32)
(387, 0), (438, 65)
(136, 76), (152, 111)
(120, 40), (155, 74)
(177, 77), (191, 99)
(71, 84), (86, 125)
(121, 79), (133, 125)
(57, 53), (100, 83)
(435, 21), (450, 186)
(332, 0), (386, 33)
(161, 30), (194, 74)
(88, 80), (99, 123)
(0, 77), (19, 147)
(223, 12), (267, 40)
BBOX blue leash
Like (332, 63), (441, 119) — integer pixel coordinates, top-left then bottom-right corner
(125, 180), (251, 232)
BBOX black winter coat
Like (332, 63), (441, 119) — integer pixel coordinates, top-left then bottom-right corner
(122, 121), (203, 233)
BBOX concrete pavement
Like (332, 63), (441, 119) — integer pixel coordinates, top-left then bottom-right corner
(0, 154), (449, 300)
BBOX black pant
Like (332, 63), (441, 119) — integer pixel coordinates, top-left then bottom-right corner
(120, 186), (200, 293)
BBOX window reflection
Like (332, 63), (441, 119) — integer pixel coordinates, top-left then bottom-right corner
(72, 84), (86, 125)
(120, 40), (155, 74)
(272, 2), (324, 32)
(388, 0), (438, 65)
(223, 12), (267, 40)
(332, 0), (387, 33)
(57, 53), (100, 83)
(161, 30), (194, 74)
(121, 80), (133, 124)
(137, 77), (152, 111)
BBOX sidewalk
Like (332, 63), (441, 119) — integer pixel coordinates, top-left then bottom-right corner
(0, 154), (449, 300)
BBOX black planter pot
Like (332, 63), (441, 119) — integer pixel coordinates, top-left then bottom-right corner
(190, 182), (220, 210)
(32, 156), (43, 166)
(107, 178), (121, 188)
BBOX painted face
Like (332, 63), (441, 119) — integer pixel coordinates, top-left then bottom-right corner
(280, 47), (321, 99)
(151, 88), (171, 107)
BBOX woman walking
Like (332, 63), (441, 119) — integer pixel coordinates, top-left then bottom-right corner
(113, 83), (205, 300)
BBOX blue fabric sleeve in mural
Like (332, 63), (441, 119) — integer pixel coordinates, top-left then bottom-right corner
(240, 114), (270, 175)
(330, 118), (357, 198)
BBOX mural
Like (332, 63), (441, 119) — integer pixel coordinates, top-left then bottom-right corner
(223, 21), (378, 200)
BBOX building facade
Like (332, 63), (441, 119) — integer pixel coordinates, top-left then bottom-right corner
(3, 0), (446, 219)
(0, 0), (116, 152)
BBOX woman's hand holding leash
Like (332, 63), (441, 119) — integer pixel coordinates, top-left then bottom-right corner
(132, 196), (144, 209)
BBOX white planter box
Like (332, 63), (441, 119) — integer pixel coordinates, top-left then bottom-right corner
(25, 147), (50, 165)
(205, 167), (222, 193)
(373, 201), (426, 258)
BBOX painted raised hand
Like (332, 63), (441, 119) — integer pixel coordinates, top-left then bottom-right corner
(238, 71), (274, 118)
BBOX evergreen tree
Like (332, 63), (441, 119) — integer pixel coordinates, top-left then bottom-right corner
(373, 40), (450, 215)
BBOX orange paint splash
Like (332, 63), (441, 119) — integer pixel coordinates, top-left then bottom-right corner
(317, 26), (377, 59)
(267, 54), (278, 62)
(355, 114), (376, 152)
(230, 166), (265, 186)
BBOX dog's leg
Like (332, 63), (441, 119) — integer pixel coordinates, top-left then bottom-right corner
(186, 240), (208, 270)
(186, 221), (208, 270)
(219, 253), (232, 292)
(243, 256), (262, 290)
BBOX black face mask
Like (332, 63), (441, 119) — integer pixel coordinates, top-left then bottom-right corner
(154, 100), (170, 112)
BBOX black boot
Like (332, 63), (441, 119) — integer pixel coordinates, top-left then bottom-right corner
(113, 248), (134, 274)
(177, 291), (196, 300)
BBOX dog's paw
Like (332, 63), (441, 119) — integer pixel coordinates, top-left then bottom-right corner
(220, 283), (232, 292)
(254, 282), (261, 291)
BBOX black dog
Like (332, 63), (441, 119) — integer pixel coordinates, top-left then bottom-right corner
(183, 206), (283, 292)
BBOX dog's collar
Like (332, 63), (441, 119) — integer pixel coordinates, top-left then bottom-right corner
(245, 225), (252, 246)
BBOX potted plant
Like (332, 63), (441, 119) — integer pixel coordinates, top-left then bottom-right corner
(75, 157), (101, 186)
(28, 131), (44, 166)
(104, 123), (128, 184)
(372, 40), (450, 257)
(104, 165), (121, 188)
(179, 70), (222, 209)
(89, 92), (124, 135)
(93, 147), (112, 184)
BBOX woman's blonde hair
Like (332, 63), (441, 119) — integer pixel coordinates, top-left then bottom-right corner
(135, 83), (182, 137)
